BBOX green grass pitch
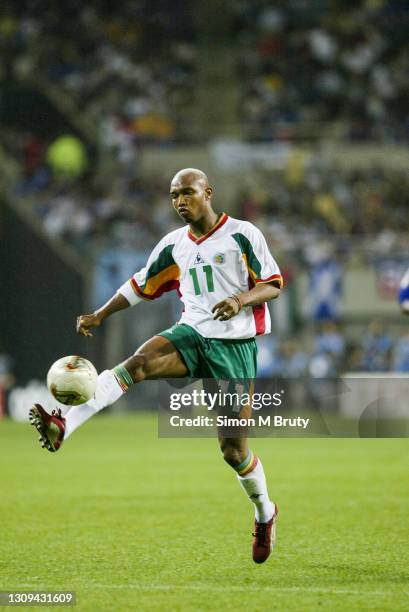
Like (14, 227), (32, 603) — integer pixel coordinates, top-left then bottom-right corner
(1, 413), (408, 611)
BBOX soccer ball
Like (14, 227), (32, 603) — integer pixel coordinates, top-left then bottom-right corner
(47, 356), (98, 406)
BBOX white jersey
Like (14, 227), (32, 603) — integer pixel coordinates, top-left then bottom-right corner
(118, 214), (282, 339)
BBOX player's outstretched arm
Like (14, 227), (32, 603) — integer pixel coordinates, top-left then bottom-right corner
(238, 282), (281, 307)
(212, 283), (280, 321)
(76, 293), (131, 336)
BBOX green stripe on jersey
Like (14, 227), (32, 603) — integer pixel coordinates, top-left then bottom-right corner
(232, 233), (262, 277)
(141, 244), (176, 290)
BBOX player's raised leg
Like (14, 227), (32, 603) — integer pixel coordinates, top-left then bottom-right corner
(30, 335), (188, 452)
(218, 434), (278, 563)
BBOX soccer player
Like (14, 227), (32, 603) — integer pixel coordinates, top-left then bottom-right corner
(399, 267), (409, 315)
(30, 168), (283, 563)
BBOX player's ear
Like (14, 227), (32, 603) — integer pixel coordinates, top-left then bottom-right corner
(205, 186), (213, 200)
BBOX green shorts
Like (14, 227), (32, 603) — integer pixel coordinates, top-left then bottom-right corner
(159, 323), (257, 379)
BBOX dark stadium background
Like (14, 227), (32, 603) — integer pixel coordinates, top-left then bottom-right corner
(0, 4), (408, 609)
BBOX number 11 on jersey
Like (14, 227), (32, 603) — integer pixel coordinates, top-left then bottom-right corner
(189, 265), (214, 295)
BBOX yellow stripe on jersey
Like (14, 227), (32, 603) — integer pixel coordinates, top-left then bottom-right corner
(242, 254), (258, 283)
(142, 263), (180, 298)
(242, 254), (283, 288)
(256, 274), (284, 288)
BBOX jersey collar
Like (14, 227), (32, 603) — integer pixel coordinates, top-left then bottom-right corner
(188, 213), (229, 245)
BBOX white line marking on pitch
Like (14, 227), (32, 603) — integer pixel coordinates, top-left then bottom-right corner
(16, 583), (408, 598)
(88, 584), (407, 597)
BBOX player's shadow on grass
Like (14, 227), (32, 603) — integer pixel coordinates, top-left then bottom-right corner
(308, 563), (409, 584)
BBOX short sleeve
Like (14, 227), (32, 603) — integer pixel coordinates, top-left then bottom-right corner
(232, 223), (283, 288)
(117, 235), (180, 305)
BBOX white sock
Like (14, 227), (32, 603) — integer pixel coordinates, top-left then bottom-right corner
(237, 459), (275, 523)
(64, 370), (124, 440)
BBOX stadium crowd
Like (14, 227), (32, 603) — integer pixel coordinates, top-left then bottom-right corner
(9, 125), (409, 266)
(234, 0), (409, 141)
(257, 319), (409, 377)
(8, 127), (176, 253)
(0, 0), (198, 144)
(236, 158), (409, 264)
(1, 1), (409, 144)
(2, 0), (408, 260)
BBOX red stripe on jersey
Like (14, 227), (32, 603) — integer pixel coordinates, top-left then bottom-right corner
(130, 277), (180, 301)
(252, 303), (266, 335)
(150, 279), (180, 299)
(188, 213), (228, 244)
(256, 273), (283, 288)
(130, 278), (153, 301)
(248, 276), (267, 335)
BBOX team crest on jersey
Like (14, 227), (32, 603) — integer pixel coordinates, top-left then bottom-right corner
(194, 252), (205, 264)
(214, 253), (225, 265)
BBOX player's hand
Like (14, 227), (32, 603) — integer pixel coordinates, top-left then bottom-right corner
(76, 313), (102, 337)
(212, 297), (242, 321)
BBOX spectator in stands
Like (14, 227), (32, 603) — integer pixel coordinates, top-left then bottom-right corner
(393, 330), (409, 372)
(361, 320), (393, 372)
(309, 321), (346, 376)
(314, 321), (345, 359)
(279, 339), (308, 377)
(256, 336), (283, 377)
(306, 243), (343, 322)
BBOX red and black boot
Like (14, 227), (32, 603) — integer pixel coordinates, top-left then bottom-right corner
(252, 504), (278, 563)
(29, 404), (66, 452)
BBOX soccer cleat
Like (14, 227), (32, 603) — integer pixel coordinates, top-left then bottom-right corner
(252, 504), (278, 564)
(29, 404), (66, 452)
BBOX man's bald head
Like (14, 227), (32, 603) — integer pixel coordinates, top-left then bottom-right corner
(171, 168), (209, 188)
(170, 168), (214, 224)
